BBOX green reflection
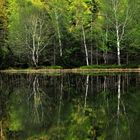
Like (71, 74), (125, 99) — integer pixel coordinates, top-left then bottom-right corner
(0, 73), (139, 140)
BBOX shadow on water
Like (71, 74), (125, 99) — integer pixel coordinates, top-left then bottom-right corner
(0, 72), (140, 140)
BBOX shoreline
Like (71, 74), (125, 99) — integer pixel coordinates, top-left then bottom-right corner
(0, 68), (140, 74)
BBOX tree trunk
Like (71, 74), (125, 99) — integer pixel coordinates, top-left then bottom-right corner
(53, 40), (56, 65)
(32, 50), (37, 67)
(117, 41), (121, 66)
(90, 17), (93, 65)
(96, 49), (98, 65)
(103, 52), (107, 64)
(82, 25), (89, 66)
(32, 35), (37, 67)
(126, 52), (129, 65)
(90, 44), (93, 65)
(116, 26), (121, 65)
(55, 10), (62, 57)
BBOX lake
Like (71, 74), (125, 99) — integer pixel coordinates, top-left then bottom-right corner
(0, 72), (140, 140)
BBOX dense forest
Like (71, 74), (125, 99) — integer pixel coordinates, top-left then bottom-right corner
(0, 0), (140, 68)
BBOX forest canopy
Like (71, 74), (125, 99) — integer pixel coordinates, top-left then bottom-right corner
(0, 0), (140, 68)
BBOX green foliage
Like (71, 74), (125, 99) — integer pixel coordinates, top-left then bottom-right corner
(80, 64), (140, 69)
(44, 65), (63, 69)
(0, 0), (139, 68)
(0, 0), (8, 68)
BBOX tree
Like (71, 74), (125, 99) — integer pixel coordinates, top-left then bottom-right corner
(44, 0), (70, 58)
(69, 0), (91, 66)
(0, 0), (8, 67)
(124, 0), (140, 64)
(101, 0), (130, 65)
(8, 0), (51, 66)
(1, 0), (139, 67)
(23, 7), (50, 66)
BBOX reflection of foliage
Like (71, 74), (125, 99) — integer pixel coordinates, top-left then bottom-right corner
(0, 73), (140, 140)
(47, 124), (66, 140)
(0, 83), (11, 140)
(67, 105), (94, 140)
(8, 89), (26, 131)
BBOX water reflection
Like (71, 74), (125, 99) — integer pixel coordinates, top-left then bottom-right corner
(115, 75), (121, 140)
(0, 73), (140, 140)
(84, 75), (89, 108)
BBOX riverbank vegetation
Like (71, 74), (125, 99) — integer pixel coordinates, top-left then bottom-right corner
(0, 0), (139, 69)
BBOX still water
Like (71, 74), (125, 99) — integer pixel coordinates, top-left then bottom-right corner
(0, 72), (140, 140)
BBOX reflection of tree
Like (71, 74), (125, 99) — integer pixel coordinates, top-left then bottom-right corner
(58, 76), (63, 123)
(48, 74), (139, 140)
(32, 75), (44, 123)
(84, 75), (89, 108)
(0, 121), (5, 140)
(104, 76), (107, 92)
(111, 74), (131, 140)
(57, 75), (64, 140)
(115, 74), (121, 140)
(0, 81), (10, 140)
(0, 73), (140, 140)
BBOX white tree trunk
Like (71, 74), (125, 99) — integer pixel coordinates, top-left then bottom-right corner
(111, 0), (129, 65)
(25, 14), (48, 67)
(116, 26), (121, 65)
(55, 10), (63, 57)
(82, 25), (89, 66)
(113, 0), (121, 66)
(32, 34), (38, 67)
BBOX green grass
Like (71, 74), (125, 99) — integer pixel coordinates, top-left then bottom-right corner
(33, 65), (63, 69)
(79, 64), (140, 69)
(7, 65), (63, 70)
(45, 65), (63, 69)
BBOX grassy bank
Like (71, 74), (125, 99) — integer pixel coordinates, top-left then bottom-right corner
(79, 64), (140, 69)
(0, 67), (140, 74)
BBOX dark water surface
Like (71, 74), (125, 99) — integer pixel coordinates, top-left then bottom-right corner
(0, 72), (140, 140)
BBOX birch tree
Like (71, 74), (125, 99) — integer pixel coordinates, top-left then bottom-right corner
(102, 0), (129, 65)
(8, 0), (51, 66)
(24, 12), (49, 66)
(45, 0), (68, 57)
(69, 0), (92, 66)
